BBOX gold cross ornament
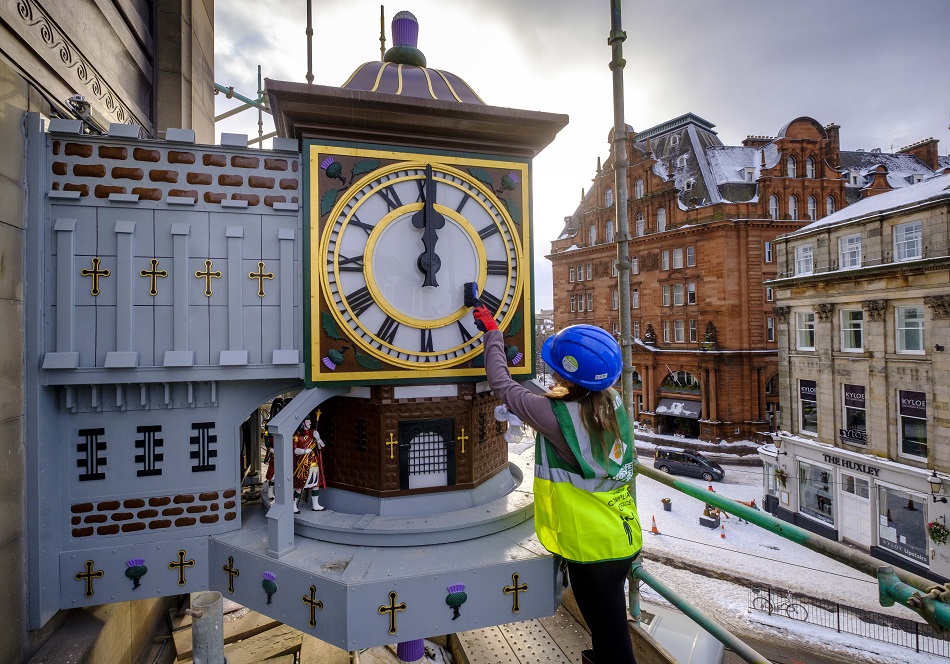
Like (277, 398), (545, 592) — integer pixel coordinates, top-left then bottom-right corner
(140, 258), (168, 296)
(81, 257), (110, 296)
(195, 260), (222, 296)
(248, 261), (274, 297)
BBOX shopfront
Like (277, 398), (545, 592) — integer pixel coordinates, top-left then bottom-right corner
(655, 397), (702, 437)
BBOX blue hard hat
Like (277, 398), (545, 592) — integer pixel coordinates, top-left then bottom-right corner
(541, 324), (622, 392)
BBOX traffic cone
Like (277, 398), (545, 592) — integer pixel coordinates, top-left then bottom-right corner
(720, 524), (726, 539)
(651, 515), (659, 535)
(708, 484), (715, 492)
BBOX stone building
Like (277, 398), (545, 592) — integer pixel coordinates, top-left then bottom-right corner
(0, 2), (214, 660)
(549, 113), (949, 442)
(764, 174), (950, 581)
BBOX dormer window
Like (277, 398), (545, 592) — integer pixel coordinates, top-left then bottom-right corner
(787, 156), (797, 178)
(670, 135), (680, 147)
(911, 174), (924, 184)
(849, 171), (861, 186)
(744, 168), (755, 182)
(676, 155), (688, 168)
(684, 179), (694, 192)
(605, 188), (614, 207)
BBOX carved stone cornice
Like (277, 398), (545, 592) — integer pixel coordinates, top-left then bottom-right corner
(772, 306), (791, 323)
(862, 299), (887, 322)
(925, 295), (950, 320)
(813, 303), (834, 322)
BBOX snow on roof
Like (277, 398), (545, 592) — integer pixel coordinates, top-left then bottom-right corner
(705, 145), (759, 185)
(797, 173), (950, 232)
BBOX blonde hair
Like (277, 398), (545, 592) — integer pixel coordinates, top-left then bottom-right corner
(547, 378), (622, 466)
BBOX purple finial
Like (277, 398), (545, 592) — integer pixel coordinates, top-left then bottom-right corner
(396, 639), (425, 662)
(392, 11), (419, 48)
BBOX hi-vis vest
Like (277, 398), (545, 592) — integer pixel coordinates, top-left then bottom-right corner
(533, 390), (642, 563)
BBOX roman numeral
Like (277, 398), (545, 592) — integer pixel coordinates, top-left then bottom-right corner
(420, 328), (434, 352)
(457, 320), (473, 342)
(349, 214), (376, 235)
(333, 254), (364, 272)
(347, 286), (376, 317)
(456, 194), (471, 214)
(487, 260), (508, 275)
(377, 316), (399, 344)
(480, 289), (503, 311)
(379, 185), (403, 211)
(478, 224), (499, 240)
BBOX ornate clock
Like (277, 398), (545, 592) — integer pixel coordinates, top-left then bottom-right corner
(308, 145), (533, 384)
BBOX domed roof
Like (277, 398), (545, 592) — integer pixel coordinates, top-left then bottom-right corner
(341, 11), (484, 105)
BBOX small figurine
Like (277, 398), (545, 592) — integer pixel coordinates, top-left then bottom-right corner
(292, 417), (316, 514)
(261, 397), (285, 501)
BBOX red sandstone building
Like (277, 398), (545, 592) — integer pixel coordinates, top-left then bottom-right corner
(548, 113), (947, 442)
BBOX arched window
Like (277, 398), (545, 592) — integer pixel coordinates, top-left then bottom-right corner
(826, 196), (836, 215)
(606, 220), (614, 242)
(636, 214), (645, 236)
(589, 224), (597, 245)
(670, 135), (680, 147)
(656, 207), (667, 232)
(660, 370), (699, 389)
(635, 179), (644, 199)
(787, 156), (797, 178)
(806, 157), (816, 179)
(807, 196), (818, 221)
(769, 195), (779, 220)
(676, 155), (688, 168)
(789, 195), (799, 220)
(605, 188), (613, 207)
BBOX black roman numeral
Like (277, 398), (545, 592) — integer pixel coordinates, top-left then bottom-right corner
(480, 289), (502, 311)
(478, 224), (499, 240)
(456, 194), (471, 214)
(377, 316), (399, 344)
(420, 328), (434, 352)
(487, 260), (508, 275)
(349, 214), (376, 235)
(457, 320), (473, 342)
(348, 286), (375, 317)
(333, 254), (364, 272)
(379, 185), (403, 211)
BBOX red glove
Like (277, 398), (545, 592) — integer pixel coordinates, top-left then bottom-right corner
(472, 305), (498, 332)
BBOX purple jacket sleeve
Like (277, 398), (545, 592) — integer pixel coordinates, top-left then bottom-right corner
(482, 330), (576, 466)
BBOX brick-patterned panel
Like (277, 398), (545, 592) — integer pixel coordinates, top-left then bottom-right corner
(50, 138), (300, 210)
(69, 488), (238, 538)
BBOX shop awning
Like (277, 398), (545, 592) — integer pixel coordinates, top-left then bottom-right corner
(655, 398), (702, 419)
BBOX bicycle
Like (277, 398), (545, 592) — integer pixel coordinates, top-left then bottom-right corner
(752, 593), (809, 621)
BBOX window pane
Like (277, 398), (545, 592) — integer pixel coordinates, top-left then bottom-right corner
(673, 248), (683, 268)
(841, 310), (863, 351)
(894, 221), (922, 261)
(673, 284), (684, 305)
(686, 246), (695, 266)
(798, 461), (833, 525)
(901, 416), (927, 457)
(878, 486), (928, 564)
(897, 306), (924, 352)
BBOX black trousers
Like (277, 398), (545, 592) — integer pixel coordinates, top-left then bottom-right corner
(568, 556), (637, 663)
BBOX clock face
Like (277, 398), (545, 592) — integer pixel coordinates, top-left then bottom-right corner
(308, 147), (532, 384)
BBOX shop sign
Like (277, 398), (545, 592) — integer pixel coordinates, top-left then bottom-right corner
(899, 391), (926, 419)
(821, 453), (880, 476)
(799, 380), (817, 401)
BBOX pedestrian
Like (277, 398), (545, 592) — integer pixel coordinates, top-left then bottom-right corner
(473, 306), (640, 664)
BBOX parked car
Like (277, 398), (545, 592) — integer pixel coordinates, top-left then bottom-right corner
(654, 447), (725, 482)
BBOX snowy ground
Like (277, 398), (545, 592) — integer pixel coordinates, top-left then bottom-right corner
(510, 435), (944, 663)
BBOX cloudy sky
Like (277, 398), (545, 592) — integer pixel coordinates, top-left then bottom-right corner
(214, 0), (950, 310)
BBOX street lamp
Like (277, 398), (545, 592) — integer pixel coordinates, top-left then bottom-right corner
(773, 436), (788, 457)
(928, 472), (948, 503)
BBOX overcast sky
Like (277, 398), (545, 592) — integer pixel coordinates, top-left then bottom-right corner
(214, 0), (950, 310)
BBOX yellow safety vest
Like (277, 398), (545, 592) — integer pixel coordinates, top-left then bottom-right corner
(533, 390), (641, 563)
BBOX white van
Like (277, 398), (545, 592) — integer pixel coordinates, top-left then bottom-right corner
(638, 600), (725, 664)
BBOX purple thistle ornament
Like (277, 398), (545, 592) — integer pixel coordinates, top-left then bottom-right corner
(262, 571), (278, 604)
(125, 558), (148, 589)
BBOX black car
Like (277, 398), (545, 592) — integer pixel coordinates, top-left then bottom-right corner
(654, 447), (725, 482)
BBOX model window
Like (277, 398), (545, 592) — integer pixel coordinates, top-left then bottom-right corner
(898, 390), (927, 458)
(788, 195), (799, 220)
(689, 319), (697, 342)
(586, 262), (592, 280)
(806, 157), (816, 179)
(841, 309), (863, 351)
(807, 196), (818, 221)
(849, 171), (861, 186)
(839, 234), (862, 269)
(686, 246), (695, 267)
(636, 214), (645, 236)
(877, 485), (927, 563)
(798, 460), (832, 524)
(632, 288), (639, 308)
(687, 282), (696, 305)
(606, 220), (614, 242)
(797, 311), (815, 349)
(841, 384), (867, 445)
(634, 321), (641, 338)
(612, 290), (618, 310)
(662, 250), (670, 270)
(684, 179), (694, 192)
(570, 295), (576, 312)
(670, 135), (680, 147)
(662, 285), (671, 306)
(766, 287), (774, 302)
(744, 167), (755, 182)
(611, 259), (618, 277)
(578, 294), (585, 312)
(673, 283), (684, 306)
(799, 379), (818, 435)
(587, 292), (593, 311)
(677, 155), (687, 168)
(794, 244), (813, 275)
(764, 241), (773, 263)
(672, 247), (683, 269)
(589, 224), (597, 246)
(631, 257), (639, 274)
(769, 195), (779, 220)
(674, 320), (685, 343)
(662, 320), (670, 343)
(569, 266), (575, 282)
(894, 221), (922, 261)
(826, 195), (836, 215)
(767, 317), (775, 342)
(605, 188), (613, 207)
(635, 178), (644, 199)
(896, 305), (924, 353)
(656, 207), (667, 232)
(787, 156), (797, 178)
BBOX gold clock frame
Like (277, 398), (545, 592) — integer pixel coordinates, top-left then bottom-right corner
(307, 144), (533, 385)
